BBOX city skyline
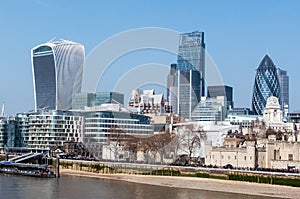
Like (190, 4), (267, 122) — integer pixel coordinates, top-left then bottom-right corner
(0, 1), (300, 114)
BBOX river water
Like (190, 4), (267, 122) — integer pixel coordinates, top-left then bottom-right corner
(0, 174), (280, 199)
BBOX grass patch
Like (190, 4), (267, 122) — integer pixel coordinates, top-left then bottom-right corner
(228, 173), (300, 187)
(149, 169), (181, 176)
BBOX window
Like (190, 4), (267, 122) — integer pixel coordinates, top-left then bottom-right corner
(288, 154), (293, 161)
(244, 156), (246, 161)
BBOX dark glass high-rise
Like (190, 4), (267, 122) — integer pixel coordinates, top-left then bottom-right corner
(252, 55), (281, 115)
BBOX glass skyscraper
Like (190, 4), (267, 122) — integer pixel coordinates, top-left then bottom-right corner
(168, 31), (205, 119)
(252, 55), (281, 115)
(31, 40), (84, 111)
(177, 31), (205, 96)
(277, 68), (289, 109)
(178, 70), (201, 119)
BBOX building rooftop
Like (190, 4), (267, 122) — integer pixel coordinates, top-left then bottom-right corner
(81, 103), (131, 113)
(258, 54), (276, 69)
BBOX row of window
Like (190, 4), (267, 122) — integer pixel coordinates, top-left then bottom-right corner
(209, 154), (253, 161)
(86, 118), (139, 124)
(85, 123), (152, 129)
(85, 128), (153, 134)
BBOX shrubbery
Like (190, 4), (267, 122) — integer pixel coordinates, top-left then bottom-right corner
(228, 173), (300, 187)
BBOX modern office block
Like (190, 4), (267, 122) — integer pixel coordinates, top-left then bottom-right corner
(83, 105), (153, 144)
(228, 107), (254, 116)
(252, 55), (281, 115)
(93, 92), (124, 106)
(191, 96), (227, 121)
(81, 104), (154, 158)
(72, 92), (124, 110)
(167, 64), (178, 114)
(177, 70), (201, 119)
(277, 68), (289, 114)
(72, 93), (96, 110)
(177, 31), (205, 96)
(167, 31), (205, 119)
(207, 85), (233, 110)
(31, 40), (84, 111)
(288, 112), (300, 123)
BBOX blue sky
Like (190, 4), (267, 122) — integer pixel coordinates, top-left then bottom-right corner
(0, 0), (300, 115)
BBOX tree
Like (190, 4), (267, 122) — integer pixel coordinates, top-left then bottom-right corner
(122, 131), (173, 164)
(148, 131), (173, 164)
(105, 126), (128, 161)
(176, 124), (203, 165)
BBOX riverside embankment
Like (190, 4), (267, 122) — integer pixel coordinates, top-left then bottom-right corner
(59, 159), (300, 198)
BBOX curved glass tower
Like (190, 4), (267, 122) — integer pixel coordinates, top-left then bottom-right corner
(31, 40), (84, 111)
(252, 55), (281, 115)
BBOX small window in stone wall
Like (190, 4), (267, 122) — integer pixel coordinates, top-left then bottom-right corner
(288, 154), (293, 161)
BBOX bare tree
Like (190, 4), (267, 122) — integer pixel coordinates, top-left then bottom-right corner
(106, 126), (128, 161)
(176, 124), (203, 165)
(122, 131), (173, 164)
(148, 131), (173, 164)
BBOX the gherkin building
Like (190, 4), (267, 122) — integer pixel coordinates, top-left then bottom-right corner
(252, 54), (281, 115)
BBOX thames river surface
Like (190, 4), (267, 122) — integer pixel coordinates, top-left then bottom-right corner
(0, 174), (280, 199)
